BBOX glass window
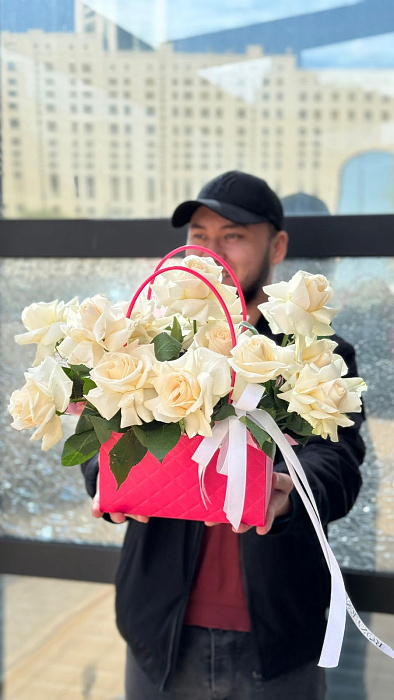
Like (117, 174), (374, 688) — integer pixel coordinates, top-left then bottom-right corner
(1, 255), (393, 570)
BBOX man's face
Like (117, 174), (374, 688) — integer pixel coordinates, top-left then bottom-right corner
(186, 206), (286, 303)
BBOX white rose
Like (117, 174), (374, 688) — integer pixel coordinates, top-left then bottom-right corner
(8, 357), (72, 450)
(301, 338), (344, 370)
(192, 320), (235, 357)
(128, 295), (172, 344)
(145, 346), (232, 437)
(279, 359), (366, 441)
(58, 295), (132, 368)
(259, 270), (338, 338)
(151, 256), (242, 324)
(15, 298), (78, 366)
(87, 342), (157, 428)
(229, 333), (295, 401)
(282, 338), (347, 391)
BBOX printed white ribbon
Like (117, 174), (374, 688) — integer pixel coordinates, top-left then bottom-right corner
(191, 384), (394, 668)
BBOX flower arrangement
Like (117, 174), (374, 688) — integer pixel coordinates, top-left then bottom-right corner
(8, 250), (366, 490)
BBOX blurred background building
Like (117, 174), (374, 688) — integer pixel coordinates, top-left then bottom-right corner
(1, 0), (394, 219)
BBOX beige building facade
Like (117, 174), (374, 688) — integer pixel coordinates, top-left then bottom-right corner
(1, 27), (394, 219)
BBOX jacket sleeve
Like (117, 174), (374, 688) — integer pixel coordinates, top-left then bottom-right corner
(272, 335), (365, 533)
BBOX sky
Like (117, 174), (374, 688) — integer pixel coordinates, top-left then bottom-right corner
(83, 0), (394, 67)
(84, 0), (360, 45)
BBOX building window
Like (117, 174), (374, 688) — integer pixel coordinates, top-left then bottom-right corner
(110, 176), (120, 201)
(10, 119), (20, 128)
(126, 177), (133, 199)
(147, 178), (155, 202)
(49, 173), (60, 195)
(7, 62), (16, 71)
(86, 176), (95, 199)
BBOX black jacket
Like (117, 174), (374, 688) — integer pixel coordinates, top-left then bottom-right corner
(82, 316), (365, 690)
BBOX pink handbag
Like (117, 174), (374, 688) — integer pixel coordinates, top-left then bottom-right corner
(98, 246), (272, 526)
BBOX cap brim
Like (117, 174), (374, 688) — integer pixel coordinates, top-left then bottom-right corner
(171, 198), (270, 228)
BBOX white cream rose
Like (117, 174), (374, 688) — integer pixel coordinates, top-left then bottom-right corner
(279, 359), (366, 441)
(87, 342), (157, 428)
(58, 295), (132, 368)
(259, 270), (338, 338)
(15, 298), (78, 366)
(229, 333), (295, 401)
(283, 338), (347, 390)
(145, 346), (232, 437)
(191, 320), (235, 357)
(8, 357), (72, 450)
(128, 295), (171, 344)
(151, 255), (242, 324)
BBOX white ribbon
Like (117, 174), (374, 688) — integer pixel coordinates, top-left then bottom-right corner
(192, 385), (394, 668)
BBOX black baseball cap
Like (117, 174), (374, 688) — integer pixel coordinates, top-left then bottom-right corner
(171, 170), (284, 230)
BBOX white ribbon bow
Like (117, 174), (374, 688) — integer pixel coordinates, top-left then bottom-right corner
(191, 384), (394, 668)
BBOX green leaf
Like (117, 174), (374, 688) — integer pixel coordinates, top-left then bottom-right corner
(132, 421), (181, 462)
(240, 415), (270, 448)
(109, 431), (147, 489)
(170, 316), (183, 343)
(152, 332), (182, 361)
(261, 439), (277, 460)
(61, 430), (100, 466)
(239, 416), (276, 460)
(90, 416), (114, 444)
(68, 364), (91, 377)
(75, 404), (99, 434)
(283, 412), (314, 438)
(90, 412), (123, 444)
(83, 378), (96, 394)
(213, 402), (236, 421)
(239, 321), (259, 335)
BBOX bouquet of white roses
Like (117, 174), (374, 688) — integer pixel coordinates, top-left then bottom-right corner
(8, 246), (366, 494)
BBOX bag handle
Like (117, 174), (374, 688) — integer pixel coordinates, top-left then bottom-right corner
(150, 245), (247, 321)
(127, 266), (238, 348)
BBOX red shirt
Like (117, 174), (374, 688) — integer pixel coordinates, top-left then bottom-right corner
(184, 524), (251, 632)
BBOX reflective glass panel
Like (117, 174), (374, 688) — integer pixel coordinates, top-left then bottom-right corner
(1, 256), (393, 574)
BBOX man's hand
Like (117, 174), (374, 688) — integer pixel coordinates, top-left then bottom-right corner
(205, 472), (293, 535)
(91, 479), (149, 524)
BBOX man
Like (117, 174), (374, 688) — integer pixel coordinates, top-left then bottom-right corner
(82, 171), (365, 699)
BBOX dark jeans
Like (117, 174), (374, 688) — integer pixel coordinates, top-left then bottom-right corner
(125, 625), (326, 699)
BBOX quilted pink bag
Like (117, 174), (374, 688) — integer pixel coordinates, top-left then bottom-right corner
(99, 246), (272, 526)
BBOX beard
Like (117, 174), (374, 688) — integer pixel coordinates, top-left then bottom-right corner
(241, 250), (271, 305)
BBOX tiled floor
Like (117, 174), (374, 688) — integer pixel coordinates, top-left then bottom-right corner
(2, 576), (125, 699)
(1, 574), (394, 699)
